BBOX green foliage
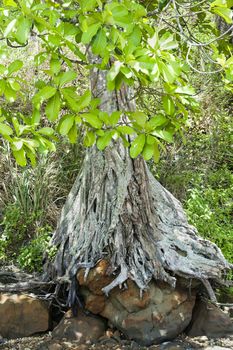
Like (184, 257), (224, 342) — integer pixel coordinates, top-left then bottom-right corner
(0, 204), (41, 261)
(0, 138), (84, 266)
(17, 225), (56, 272)
(0, 0), (232, 165)
(185, 170), (233, 264)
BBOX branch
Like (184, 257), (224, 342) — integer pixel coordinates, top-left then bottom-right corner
(0, 280), (54, 293)
(7, 38), (28, 48)
(201, 278), (218, 303)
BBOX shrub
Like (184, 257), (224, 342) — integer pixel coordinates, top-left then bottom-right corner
(17, 225), (57, 272)
(185, 168), (233, 264)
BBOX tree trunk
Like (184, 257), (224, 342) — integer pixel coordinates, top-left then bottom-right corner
(49, 61), (231, 301)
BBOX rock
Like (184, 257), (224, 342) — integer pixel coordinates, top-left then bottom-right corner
(0, 293), (49, 339)
(52, 310), (106, 343)
(187, 299), (233, 337)
(77, 260), (113, 296)
(77, 261), (196, 346)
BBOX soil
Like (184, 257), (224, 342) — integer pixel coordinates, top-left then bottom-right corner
(0, 333), (233, 350)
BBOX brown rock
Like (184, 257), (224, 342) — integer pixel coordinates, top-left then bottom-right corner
(78, 267), (196, 346)
(77, 260), (113, 295)
(112, 279), (151, 313)
(80, 288), (106, 314)
(186, 299), (233, 337)
(0, 293), (49, 339)
(52, 310), (106, 343)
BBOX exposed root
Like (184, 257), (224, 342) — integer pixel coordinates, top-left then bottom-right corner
(48, 145), (231, 300)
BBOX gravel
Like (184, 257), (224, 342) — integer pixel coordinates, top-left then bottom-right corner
(0, 333), (233, 350)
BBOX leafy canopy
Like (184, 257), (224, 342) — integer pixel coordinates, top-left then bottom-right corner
(0, 0), (232, 165)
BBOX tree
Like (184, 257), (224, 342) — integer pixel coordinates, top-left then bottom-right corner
(0, 0), (233, 305)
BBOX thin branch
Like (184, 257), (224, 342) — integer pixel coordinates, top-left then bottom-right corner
(7, 38), (28, 48)
(186, 46), (224, 74)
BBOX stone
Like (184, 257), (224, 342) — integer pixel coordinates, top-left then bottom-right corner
(187, 299), (233, 337)
(52, 310), (106, 343)
(0, 293), (49, 339)
(77, 260), (113, 296)
(77, 261), (196, 346)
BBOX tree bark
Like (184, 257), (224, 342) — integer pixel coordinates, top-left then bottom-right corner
(49, 61), (232, 301)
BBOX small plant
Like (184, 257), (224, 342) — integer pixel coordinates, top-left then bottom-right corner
(0, 204), (41, 261)
(17, 225), (57, 272)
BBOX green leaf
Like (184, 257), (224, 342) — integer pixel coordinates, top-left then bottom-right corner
(212, 7), (233, 24)
(130, 134), (145, 158)
(175, 86), (195, 95)
(7, 60), (23, 75)
(142, 143), (154, 160)
(8, 79), (20, 91)
(117, 125), (135, 135)
(58, 71), (77, 87)
(99, 112), (109, 124)
(92, 28), (107, 56)
(4, 84), (17, 101)
(163, 96), (175, 115)
(152, 130), (174, 143)
(81, 23), (101, 44)
(159, 32), (178, 51)
(0, 80), (6, 95)
(50, 58), (61, 74)
(15, 17), (32, 44)
(78, 90), (91, 110)
(84, 130), (96, 147)
(153, 142), (160, 163)
(31, 109), (40, 124)
(37, 135), (56, 152)
(12, 117), (20, 136)
(68, 124), (78, 143)
(111, 4), (128, 19)
(131, 111), (147, 127)
(82, 113), (103, 128)
(97, 131), (113, 150)
(128, 26), (142, 47)
(147, 135), (156, 145)
(3, 0), (18, 7)
(146, 115), (167, 130)
(108, 61), (123, 82)
(4, 19), (17, 37)
(33, 86), (57, 105)
(59, 114), (75, 135)
(13, 148), (27, 166)
(211, 0), (233, 7)
(11, 139), (23, 151)
(110, 111), (121, 126)
(38, 127), (55, 136)
(62, 87), (80, 111)
(45, 91), (61, 121)
(160, 62), (177, 84)
(0, 122), (13, 135)
(80, 0), (97, 11)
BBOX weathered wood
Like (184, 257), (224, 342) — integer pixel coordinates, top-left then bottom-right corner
(48, 58), (232, 300)
(0, 269), (54, 293)
(0, 281), (54, 293)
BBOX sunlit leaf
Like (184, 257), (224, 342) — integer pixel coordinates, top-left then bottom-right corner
(130, 134), (145, 158)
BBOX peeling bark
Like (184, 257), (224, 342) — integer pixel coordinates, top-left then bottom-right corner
(48, 61), (231, 300)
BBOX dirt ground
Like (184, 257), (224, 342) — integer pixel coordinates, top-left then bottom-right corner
(0, 333), (233, 350)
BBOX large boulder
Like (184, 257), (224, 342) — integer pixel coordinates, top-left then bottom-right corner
(186, 299), (233, 337)
(52, 310), (106, 343)
(77, 260), (196, 346)
(0, 293), (49, 338)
